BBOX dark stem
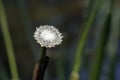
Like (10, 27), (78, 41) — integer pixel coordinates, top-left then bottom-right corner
(32, 47), (49, 80)
(41, 47), (47, 63)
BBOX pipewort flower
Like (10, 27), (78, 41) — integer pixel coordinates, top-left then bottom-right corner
(34, 25), (63, 48)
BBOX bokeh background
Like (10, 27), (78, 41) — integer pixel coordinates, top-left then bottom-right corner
(0, 0), (120, 80)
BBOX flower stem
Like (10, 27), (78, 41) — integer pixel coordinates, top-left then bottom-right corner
(32, 47), (49, 80)
(41, 47), (47, 63)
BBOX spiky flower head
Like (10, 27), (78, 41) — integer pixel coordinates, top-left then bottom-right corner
(34, 25), (63, 48)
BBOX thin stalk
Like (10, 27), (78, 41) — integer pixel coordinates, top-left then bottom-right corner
(0, 0), (19, 80)
(32, 47), (49, 80)
(69, 0), (103, 80)
(41, 47), (47, 62)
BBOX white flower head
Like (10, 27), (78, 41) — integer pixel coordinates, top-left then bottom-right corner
(34, 25), (63, 48)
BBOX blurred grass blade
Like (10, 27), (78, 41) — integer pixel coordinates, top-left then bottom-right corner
(56, 55), (65, 80)
(107, 1), (120, 79)
(16, 0), (39, 59)
(108, 55), (117, 80)
(0, 60), (9, 80)
(89, 13), (111, 80)
(69, 0), (103, 80)
(0, 0), (19, 80)
(87, 0), (95, 12)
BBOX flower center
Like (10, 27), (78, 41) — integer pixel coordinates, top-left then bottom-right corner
(40, 30), (56, 41)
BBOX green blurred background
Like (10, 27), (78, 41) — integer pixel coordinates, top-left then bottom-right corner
(0, 0), (120, 80)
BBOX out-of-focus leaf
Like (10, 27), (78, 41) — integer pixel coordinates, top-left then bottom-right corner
(0, 0), (19, 79)
(16, 0), (39, 59)
(89, 12), (111, 80)
(0, 60), (9, 80)
(69, 0), (103, 80)
(107, 0), (120, 80)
